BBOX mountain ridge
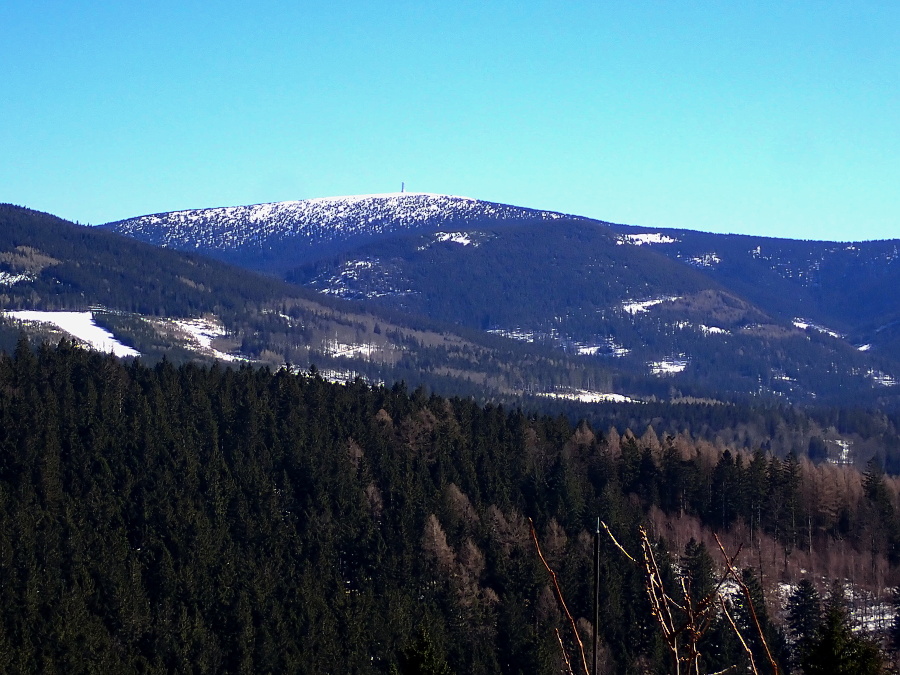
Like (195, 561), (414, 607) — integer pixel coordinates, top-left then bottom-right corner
(101, 193), (585, 271)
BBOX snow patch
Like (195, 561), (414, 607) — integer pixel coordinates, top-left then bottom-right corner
(173, 318), (246, 362)
(686, 253), (721, 268)
(792, 318), (844, 339)
(649, 357), (689, 375)
(434, 232), (475, 246)
(575, 337), (630, 357)
(617, 233), (679, 246)
(622, 296), (680, 315)
(536, 389), (637, 404)
(0, 271), (34, 286)
(324, 342), (378, 359)
(486, 328), (538, 343)
(4, 310), (140, 357)
(868, 370), (898, 387)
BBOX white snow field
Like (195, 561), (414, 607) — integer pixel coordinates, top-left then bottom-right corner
(3, 310), (140, 357)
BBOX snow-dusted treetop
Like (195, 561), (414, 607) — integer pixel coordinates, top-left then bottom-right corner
(103, 193), (574, 254)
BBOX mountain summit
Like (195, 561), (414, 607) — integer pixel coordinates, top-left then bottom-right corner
(101, 193), (576, 271)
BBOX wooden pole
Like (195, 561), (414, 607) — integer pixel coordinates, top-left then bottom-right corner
(593, 517), (600, 675)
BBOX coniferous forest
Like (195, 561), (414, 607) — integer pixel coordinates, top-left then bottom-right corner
(3, 341), (900, 673)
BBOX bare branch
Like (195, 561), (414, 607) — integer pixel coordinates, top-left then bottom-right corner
(714, 535), (778, 675)
(556, 628), (575, 675)
(600, 521), (637, 563)
(720, 596), (759, 675)
(530, 518), (590, 675)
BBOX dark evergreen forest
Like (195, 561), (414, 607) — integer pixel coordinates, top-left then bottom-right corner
(1, 341), (898, 673)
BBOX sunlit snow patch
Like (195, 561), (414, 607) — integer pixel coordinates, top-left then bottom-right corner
(0, 271), (34, 286)
(868, 370), (898, 387)
(622, 296), (680, 315)
(173, 318), (246, 362)
(831, 439), (853, 464)
(434, 232), (474, 246)
(792, 318), (843, 339)
(699, 325), (729, 335)
(649, 358), (689, 375)
(857, 344), (872, 352)
(536, 389), (637, 404)
(686, 253), (721, 268)
(575, 337), (630, 357)
(617, 233), (679, 246)
(324, 342), (378, 359)
(486, 328), (538, 343)
(4, 310), (140, 357)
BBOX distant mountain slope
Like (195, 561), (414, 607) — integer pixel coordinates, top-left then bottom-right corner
(101, 193), (576, 272)
(0, 203), (295, 316)
(288, 218), (900, 407)
(96, 194), (900, 407)
(0, 204), (627, 401)
(606, 224), (900, 354)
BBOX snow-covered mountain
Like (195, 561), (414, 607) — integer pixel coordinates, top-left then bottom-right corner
(101, 193), (577, 270)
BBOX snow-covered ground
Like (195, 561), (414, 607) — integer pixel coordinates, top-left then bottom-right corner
(649, 357), (689, 375)
(433, 232), (475, 246)
(686, 252), (722, 268)
(172, 318), (246, 362)
(623, 296), (680, 315)
(106, 193), (570, 253)
(3, 310), (140, 357)
(486, 328), (539, 343)
(868, 370), (898, 387)
(830, 439), (853, 465)
(793, 318), (844, 339)
(617, 233), (679, 246)
(324, 342), (377, 359)
(536, 389), (637, 404)
(575, 337), (630, 357)
(0, 271), (34, 286)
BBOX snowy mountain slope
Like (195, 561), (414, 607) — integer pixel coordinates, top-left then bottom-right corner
(97, 193), (900, 406)
(101, 193), (578, 271)
(607, 224), (900, 353)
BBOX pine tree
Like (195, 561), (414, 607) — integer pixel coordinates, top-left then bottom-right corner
(802, 584), (884, 675)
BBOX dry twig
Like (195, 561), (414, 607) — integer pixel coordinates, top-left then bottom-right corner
(530, 518), (590, 675)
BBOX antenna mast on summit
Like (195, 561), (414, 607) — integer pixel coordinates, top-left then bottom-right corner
(401, 182), (405, 193)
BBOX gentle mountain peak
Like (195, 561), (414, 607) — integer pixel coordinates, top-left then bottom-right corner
(101, 193), (575, 265)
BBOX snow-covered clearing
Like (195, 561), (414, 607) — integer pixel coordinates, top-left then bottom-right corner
(536, 389), (637, 404)
(687, 252), (721, 267)
(0, 271), (34, 286)
(486, 328), (538, 343)
(617, 233), (679, 246)
(623, 296), (680, 315)
(868, 370), (898, 387)
(173, 318), (246, 362)
(434, 232), (474, 246)
(324, 342), (377, 359)
(830, 439), (853, 465)
(575, 338), (630, 357)
(3, 310), (140, 357)
(792, 318), (843, 339)
(649, 358), (689, 375)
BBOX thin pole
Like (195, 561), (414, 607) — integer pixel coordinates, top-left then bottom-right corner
(593, 517), (600, 675)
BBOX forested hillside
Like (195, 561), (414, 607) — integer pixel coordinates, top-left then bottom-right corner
(1, 341), (899, 673)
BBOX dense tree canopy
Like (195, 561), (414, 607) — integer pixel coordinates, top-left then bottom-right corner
(0, 341), (898, 673)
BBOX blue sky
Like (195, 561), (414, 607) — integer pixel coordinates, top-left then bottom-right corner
(2, 1), (898, 241)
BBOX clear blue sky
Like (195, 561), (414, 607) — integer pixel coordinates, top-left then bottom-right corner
(2, 1), (898, 241)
